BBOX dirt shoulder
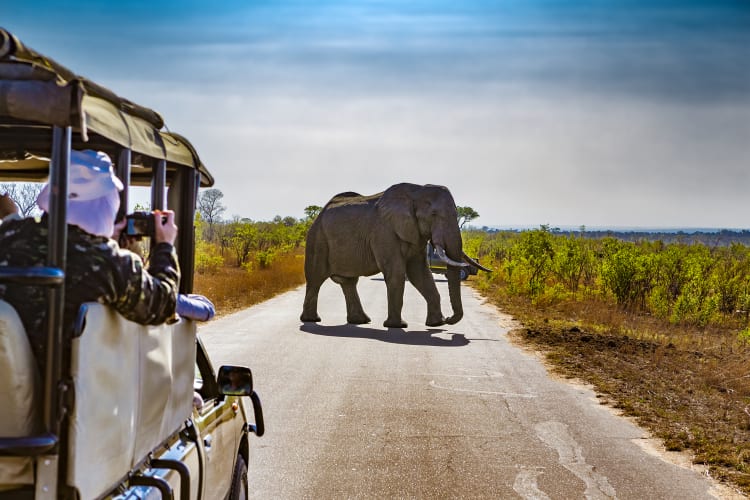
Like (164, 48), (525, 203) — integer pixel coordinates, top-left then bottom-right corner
(475, 287), (750, 497)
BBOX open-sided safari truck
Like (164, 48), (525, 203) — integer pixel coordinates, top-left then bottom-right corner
(0, 28), (263, 499)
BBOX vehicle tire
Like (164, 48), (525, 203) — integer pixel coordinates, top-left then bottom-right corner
(228, 453), (248, 500)
(460, 268), (469, 281)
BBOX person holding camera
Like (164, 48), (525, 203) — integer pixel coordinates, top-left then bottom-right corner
(0, 149), (180, 373)
(118, 214), (215, 322)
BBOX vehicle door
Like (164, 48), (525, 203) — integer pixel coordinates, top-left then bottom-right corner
(193, 343), (240, 500)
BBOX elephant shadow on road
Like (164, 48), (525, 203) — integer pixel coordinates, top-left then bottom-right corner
(299, 323), (469, 347)
(370, 277), (449, 283)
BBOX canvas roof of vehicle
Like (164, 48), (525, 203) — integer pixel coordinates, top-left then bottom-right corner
(0, 27), (214, 187)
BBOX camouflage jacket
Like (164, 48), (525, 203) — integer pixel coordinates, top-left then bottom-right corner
(0, 216), (180, 371)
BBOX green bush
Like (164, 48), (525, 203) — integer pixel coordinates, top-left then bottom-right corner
(195, 240), (224, 274)
(257, 250), (275, 269)
(518, 225), (555, 296)
(552, 234), (592, 292)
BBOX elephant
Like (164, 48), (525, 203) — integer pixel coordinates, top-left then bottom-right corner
(300, 183), (490, 328)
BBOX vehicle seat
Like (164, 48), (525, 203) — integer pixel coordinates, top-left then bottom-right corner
(0, 299), (40, 488)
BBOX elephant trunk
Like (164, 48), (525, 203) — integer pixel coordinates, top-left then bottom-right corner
(432, 226), (464, 325)
(445, 266), (463, 324)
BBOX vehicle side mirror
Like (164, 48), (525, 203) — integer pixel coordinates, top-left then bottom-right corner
(217, 365), (254, 397)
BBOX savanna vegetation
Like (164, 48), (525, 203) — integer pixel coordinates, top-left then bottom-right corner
(192, 189), (315, 315)
(464, 226), (750, 494)
(191, 189), (749, 493)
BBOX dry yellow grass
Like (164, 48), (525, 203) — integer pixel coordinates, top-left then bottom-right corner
(193, 249), (306, 317)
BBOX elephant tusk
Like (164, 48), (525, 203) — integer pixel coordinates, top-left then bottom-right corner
(462, 252), (492, 272)
(434, 245), (469, 267)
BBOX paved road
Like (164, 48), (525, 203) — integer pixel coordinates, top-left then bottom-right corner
(200, 276), (737, 499)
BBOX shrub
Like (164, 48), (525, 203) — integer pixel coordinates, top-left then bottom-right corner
(599, 239), (653, 309)
(257, 249), (275, 269)
(552, 234), (592, 292)
(518, 225), (555, 296)
(195, 240), (224, 274)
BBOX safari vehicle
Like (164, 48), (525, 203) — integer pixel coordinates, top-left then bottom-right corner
(0, 28), (263, 499)
(427, 243), (479, 281)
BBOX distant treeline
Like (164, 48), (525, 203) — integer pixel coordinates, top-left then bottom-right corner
(475, 226), (750, 247)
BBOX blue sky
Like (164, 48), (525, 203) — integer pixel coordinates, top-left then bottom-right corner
(3, 1), (749, 227)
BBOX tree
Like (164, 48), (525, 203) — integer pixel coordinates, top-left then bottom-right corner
(0, 182), (43, 217)
(304, 205), (322, 220)
(456, 206), (479, 229)
(229, 222), (257, 267)
(197, 188), (226, 241)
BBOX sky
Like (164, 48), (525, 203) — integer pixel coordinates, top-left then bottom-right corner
(3, 1), (749, 228)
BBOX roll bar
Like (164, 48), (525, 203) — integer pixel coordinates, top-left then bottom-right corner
(0, 27), (215, 497)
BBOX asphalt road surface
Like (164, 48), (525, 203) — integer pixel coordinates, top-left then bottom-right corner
(199, 275), (739, 499)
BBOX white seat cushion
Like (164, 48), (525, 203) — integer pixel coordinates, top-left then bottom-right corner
(0, 299), (40, 486)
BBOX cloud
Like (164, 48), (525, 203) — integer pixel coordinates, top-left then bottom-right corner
(4, 0), (749, 227)
(130, 80), (747, 226)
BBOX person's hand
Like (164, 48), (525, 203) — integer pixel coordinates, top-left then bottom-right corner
(112, 217), (127, 241)
(112, 218), (143, 255)
(154, 210), (178, 246)
(0, 193), (19, 219)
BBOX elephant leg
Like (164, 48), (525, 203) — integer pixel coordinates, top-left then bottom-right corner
(301, 277), (325, 322)
(406, 259), (446, 327)
(333, 275), (371, 324)
(383, 271), (408, 329)
(301, 227), (328, 323)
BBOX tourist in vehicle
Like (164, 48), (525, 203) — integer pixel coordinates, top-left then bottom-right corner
(0, 149), (180, 372)
(0, 192), (20, 224)
(3, 171), (215, 325)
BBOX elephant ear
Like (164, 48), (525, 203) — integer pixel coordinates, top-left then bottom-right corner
(376, 184), (421, 245)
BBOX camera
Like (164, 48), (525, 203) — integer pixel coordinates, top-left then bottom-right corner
(125, 211), (165, 237)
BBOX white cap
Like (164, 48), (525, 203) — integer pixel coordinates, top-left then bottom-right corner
(37, 150), (124, 238)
